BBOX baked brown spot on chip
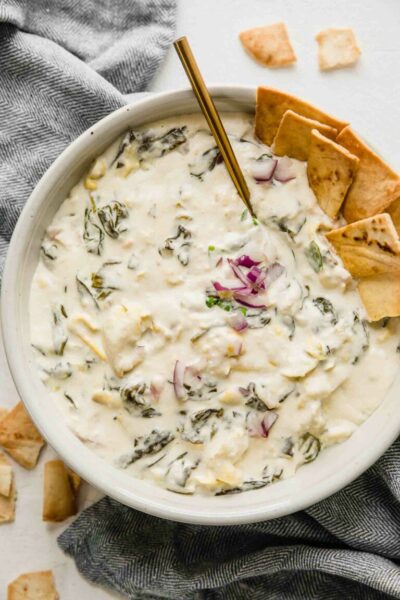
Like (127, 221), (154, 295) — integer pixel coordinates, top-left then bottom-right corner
(239, 22), (296, 68)
(307, 129), (359, 218)
(316, 28), (361, 71)
(326, 214), (400, 277)
(255, 86), (348, 146)
(273, 110), (337, 161)
(7, 570), (59, 600)
(337, 127), (400, 223)
(0, 402), (45, 469)
(42, 459), (80, 522)
(358, 273), (400, 321)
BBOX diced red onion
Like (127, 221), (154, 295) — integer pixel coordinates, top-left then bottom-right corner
(233, 293), (266, 308)
(229, 340), (243, 357)
(150, 382), (163, 401)
(251, 158), (278, 183)
(227, 311), (248, 332)
(234, 255), (261, 268)
(227, 259), (250, 287)
(249, 411), (278, 438)
(173, 360), (186, 400)
(261, 412), (278, 436)
(238, 386), (250, 397)
(264, 262), (285, 287)
(274, 157), (296, 183)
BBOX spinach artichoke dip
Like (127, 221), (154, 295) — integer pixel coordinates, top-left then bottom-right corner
(29, 111), (400, 496)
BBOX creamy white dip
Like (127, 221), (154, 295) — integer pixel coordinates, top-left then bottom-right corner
(29, 113), (400, 496)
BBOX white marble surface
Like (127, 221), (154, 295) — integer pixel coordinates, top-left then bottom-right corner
(1, 0), (400, 597)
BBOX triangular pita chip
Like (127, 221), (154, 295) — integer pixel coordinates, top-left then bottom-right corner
(0, 474), (15, 524)
(337, 127), (400, 222)
(326, 214), (400, 277)
(0, 407), (8, 423)
(42, 460), (79, 522)
(239, 22), (296, 68)
(273, 110), (337, 161)
(387, 197), (400, 236)
(256, 86), (348, 146)
(0, 451), (13, 498)
(316, 28), (361, 71)
(0, 402), (45, 469)
(307, 129), (359, 218)
(358, 273), (400, 321)
(7, 571), (59, 600)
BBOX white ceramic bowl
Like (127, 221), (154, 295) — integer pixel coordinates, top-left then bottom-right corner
(2, 85), (400, 525)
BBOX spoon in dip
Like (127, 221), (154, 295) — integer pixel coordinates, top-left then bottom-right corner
(174, 36), (255, 217)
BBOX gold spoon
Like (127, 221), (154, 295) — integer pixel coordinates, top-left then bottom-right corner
(174, 36), (255, 217)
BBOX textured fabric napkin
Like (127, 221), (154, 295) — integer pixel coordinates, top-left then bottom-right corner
(1, 2), (400, 599)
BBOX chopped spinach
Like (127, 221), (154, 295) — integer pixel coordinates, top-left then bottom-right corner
(313, 297), (338, 325)
(64, 392), (77, 408)
(83, 208), (104, 255)
(44, 362), (72, 380)
(241, 382), (268, 412)
(305, 241), (323, 273)
(76, 275), (99, 309)
(41, 242), (58, 261)
(52, 308), (68, 356)
(190, 146), (223, 180)
(119, 430), (175, 468)
(97, 201), (128, 239)
(298, 433), (321, 463)
(141, 407), (161, 418)
(160, 225), (191, 266)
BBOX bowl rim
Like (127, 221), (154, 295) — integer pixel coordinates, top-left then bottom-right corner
(2, 84), (400, 525)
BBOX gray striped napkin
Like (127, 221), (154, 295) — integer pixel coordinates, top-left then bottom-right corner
(1, 2), (400, 599)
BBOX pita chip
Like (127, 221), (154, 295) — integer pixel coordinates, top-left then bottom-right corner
(0, 451), (15, 525)
(307, 129), (359, 218)
(43, 460), (80, 522)
(0, 451), (13, 498)
(358, 273), (400, 321)
(316, 28), (361, 71)
(256, 86), (348, 146)
(239, 22), (296, 68)
(7, 571), (59, 600)
(337, 127), (400, 223)
(387, 197), (400, 236)
(0, 407), (9, 423)
(326, 213), (400, 277)
(0, 402), (45, 469)
(273, 110), (337, 161)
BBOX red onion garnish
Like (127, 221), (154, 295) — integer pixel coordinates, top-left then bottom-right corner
(249, 411), (278, 437)
(227, 311), (248, 332)
(227, 259), (250, 287)
(261, 412), (278, 436)
(251, 158), (278, 183)
(274, 157), (296, 183)
(234, 293), (266, 309)
(234, 255), (261, 268)
(173, 360), (186, 400)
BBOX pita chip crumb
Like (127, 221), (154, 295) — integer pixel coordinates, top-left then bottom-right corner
(326, 214), (400, 277)
(0, 402), (45, 469)
(358, 273), (400, 321)
(256, 86), (348, 146)
(0, 451), (13, 498)
(307, 129), (359, 218)
(43, 460), (80, 522)
(316, 28), (361, 71)
(273, 110), (337, 161)
(337, 127), (400, 223)
(239, 22), (296, 68)
(7, 571), (59, 600)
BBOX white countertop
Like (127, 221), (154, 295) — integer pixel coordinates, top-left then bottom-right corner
(1, 0), (400, 597)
